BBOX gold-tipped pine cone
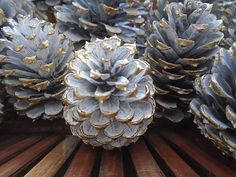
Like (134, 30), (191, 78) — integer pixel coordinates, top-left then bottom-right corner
(190, 43), (236, 159)
(63, 36), (156, 150)
(0, 16), (74, 120)
(54, 0), (147, 52)
(30, 0), (71, 12)
(145, 0), (224, 122)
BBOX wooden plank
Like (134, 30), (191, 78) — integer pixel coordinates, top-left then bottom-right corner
(146, 132), (199, 177)
(64, 144), (97, 177)
(180, 130), (236, 171)
(99, 149), (124, 177)
(0, 136), (42, 164)
(160, 130), (236, 177)
(0, 136), (27, 150)
(0, 136), (61, 177)
(0, 119), (69, 133)
(129, 139), (165, 177)
(25, 136), (79, 177)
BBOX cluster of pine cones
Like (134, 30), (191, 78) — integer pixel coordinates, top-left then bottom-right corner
(0, 0), (235, 157)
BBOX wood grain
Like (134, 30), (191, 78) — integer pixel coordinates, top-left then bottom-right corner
(160, 130), (236, 177)
(0, 119), (69, 134)
(0, 136), (61, 177)
(0, 136), (41, 164)
(25, 136), (79, 177)
(0, 136), (27, 150)
(178, 129), (236, 171)
(129, 139), (165, 177)
(99, 149), (123, 177)
(64, 144), (97, 177)
(146, 132), (199, 177)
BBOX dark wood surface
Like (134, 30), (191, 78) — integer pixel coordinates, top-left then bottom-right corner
(0, 117), (69, 134)
(146, 133), (199, 177)
(99, 150), (124, 177)
(0, 118), (235, 177)
(25, 137), (79, 177)
(160, 130), (236, 177)
(129, 139), (165, 177)
(64, 144), (97, 177)
(0, 136), (42, 165)
(0, 136), (62, 177)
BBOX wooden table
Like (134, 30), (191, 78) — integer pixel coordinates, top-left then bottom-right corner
(0, 117), (235, 177)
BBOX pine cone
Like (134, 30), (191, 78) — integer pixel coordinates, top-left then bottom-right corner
(149, 0), (184, 20)
(207, 0), (236, 48)
(27, 0), (71, 21)
(145, 0), (224, 122)
(0, 0), (35, 43)
(30, 0), (72, 12)
(0, 16), (74, 120)
(190, 43), (236, 159)
(63, 36), (155, 149)
(146, 0), (184, 37)
(54, 0), (147, 50)
(0, 0), (34, 26)
(0, 0), (32, 116)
